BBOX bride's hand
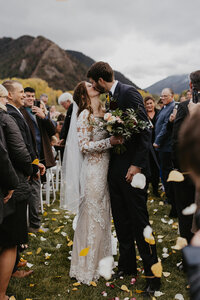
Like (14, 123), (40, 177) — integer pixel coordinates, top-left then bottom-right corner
(110, 136), (123, 145)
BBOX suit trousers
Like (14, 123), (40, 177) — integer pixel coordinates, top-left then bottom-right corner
(158, 151), (174, 201)
(28, 179), (41, 229)
(108, 158), (158, 276)
(173, 176), (195, 243)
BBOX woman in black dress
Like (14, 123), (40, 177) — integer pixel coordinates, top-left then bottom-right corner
(144, 96), (160, 196)
(0, 85), (32, 300)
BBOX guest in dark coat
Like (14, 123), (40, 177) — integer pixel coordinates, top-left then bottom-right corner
(178, 105), (200, 300)
(144, 96), (160, 196)
(0, 84), (33, 298)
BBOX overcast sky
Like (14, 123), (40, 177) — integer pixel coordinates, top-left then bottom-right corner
(1, 0), (200, 88)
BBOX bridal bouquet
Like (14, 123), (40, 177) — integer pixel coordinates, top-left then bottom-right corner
(99, 108), (149, 154)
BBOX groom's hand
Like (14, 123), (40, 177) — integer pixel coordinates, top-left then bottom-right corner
(125, 165), (141, 183)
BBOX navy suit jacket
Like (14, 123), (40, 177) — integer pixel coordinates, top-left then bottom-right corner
(154, 100), (175, 152)
(111, 81), (151, 176)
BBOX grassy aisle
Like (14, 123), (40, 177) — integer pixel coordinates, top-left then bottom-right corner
(8, 192), (190, 300)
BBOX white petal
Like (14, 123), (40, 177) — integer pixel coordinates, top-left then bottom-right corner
(182, 203), (197, 215)
(175, 294), (184, 300)
(143, 225), (153, 239)
(98, 256), (114, 280)
(131, 173), (146, 189)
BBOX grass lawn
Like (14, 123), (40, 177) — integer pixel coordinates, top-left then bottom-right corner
(7, 190), (190, 300)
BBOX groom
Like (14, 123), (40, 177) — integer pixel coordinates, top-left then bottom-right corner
(87, 62), (160, 292)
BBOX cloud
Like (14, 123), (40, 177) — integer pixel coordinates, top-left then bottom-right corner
(1, 0), (200, 87)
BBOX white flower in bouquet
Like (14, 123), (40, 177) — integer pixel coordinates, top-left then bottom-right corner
(104, 113), (112, 121)
(131, 173), (146, 189)
(107, 116), (117, 123)
(98, 256), (114, 280)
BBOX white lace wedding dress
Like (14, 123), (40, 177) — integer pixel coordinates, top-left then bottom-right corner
(69, 109), (113, 284)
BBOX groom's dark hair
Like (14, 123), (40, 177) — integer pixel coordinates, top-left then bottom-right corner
(87, 61), (114, 82)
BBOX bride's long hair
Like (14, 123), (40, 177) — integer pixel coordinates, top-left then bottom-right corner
(73, 81), (93, 117)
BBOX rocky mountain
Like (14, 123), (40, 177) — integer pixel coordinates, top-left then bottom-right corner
(0, 35), (139, 91)
(146, 74), (190, 95)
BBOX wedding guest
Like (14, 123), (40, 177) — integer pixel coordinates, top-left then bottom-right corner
(158, 97), (164, 109)
(19, 87), (54, 232)
(144, 96), (160, 196)
(154, 88), (176, 216)
(40, 93), (49, 111)
(172, 70), (200, 241)
(50, 105), (60, 121)
(58, 92), (73, 111)
(0, 84), (33, 286)
(186, 90), (193, 101)
(87, 62), (160, 293)
(2, 80), (45, 276)
(179, 108), (200, 300)
(179, 95), (186, 103)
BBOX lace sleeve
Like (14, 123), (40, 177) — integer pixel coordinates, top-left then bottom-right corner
(77, 110), (112, 153)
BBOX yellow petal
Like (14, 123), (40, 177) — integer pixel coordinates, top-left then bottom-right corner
(90, 281), (97, 287)
(121, 285), (130, 292)
(79, 247), (90, 256)
(145, 234), (155, 245)
(54, 212), (61, 215)
(29, 284), (35, 287)
(167, 170), (184, 182)
(52, 218), (57, 221)
(73, 282), (81, 286)
(172, 237), (188, 250)
(26, 252), (32, 255)
(72, 288), (78, 291)
(135, 289), (144, 294)
(151, 261), (163, 278)
(67, 240), (73, 247)
(54, 228), (61, 233)
(32, 159), (39, 165)
(43, 212), (47, 217)
(36, 247), (42, 255)
(38, 229), (45, 233)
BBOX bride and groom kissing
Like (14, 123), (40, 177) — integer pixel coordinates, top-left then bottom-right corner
(61, 61), (160, 293)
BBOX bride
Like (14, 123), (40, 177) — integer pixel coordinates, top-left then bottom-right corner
(60, 81), (122, 284)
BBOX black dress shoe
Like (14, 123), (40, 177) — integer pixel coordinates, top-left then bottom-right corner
(112, 270), (137, 279)
(145, 278), (161, 294)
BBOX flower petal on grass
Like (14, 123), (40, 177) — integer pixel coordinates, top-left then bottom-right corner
(175, 294), (184, 300)
(171, 237), (188, 250)
(163, 272), (171, 277)
(154, 291), (165, 297)
(90, 281), (97, 287)
(67, 240), (73, 247)
(36, 247), (42, 254)
(27, 263), (34, 268)
(151, 261), (163, 278)
(121, 285), (130, 292)
(73, 282), (81, 286)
